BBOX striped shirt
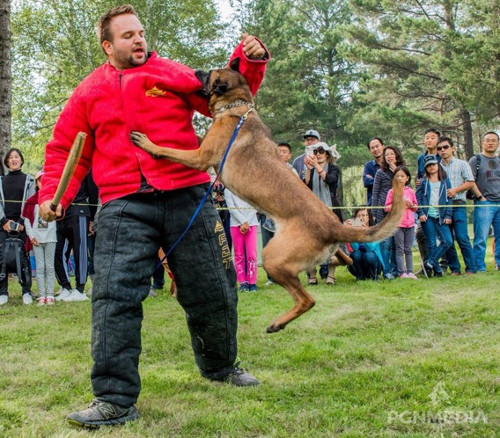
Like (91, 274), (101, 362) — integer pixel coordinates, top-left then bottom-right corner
(439, 157), (474, 201)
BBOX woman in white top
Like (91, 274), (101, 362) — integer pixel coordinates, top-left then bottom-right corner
(224, 189), (259, 292)
(23, 171), (58, 305)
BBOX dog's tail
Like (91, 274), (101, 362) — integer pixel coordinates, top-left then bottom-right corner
(330, 179), (405, 244)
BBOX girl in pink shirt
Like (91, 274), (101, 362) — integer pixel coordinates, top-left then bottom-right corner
(385, 166), (418, 279)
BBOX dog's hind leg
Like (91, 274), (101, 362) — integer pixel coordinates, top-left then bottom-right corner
(262, 240), (316, 333)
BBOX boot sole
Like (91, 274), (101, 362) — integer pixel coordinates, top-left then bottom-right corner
(67, 411), (139, 429)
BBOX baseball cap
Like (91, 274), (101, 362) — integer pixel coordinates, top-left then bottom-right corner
(303, 130), (320, 140)
(423, 154), (438, 167)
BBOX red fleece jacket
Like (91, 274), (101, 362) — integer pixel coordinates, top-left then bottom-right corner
(39, 41), (269, 207)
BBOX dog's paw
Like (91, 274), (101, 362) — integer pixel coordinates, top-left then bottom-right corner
(266, 323), (285, 334)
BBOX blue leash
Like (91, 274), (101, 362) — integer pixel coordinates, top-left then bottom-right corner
(158, 106), (253, 266)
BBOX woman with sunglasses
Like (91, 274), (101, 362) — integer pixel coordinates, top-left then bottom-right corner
(304, 142), (342, 285)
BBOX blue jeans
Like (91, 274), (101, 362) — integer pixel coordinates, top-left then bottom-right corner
(445, 202), (476, 273)
(91, 186), (238, 407)
(421, 216), (453, 273)
(472, 200), (500, 271)
(348, 249), (382, 280)
(380, 236), (396, 276)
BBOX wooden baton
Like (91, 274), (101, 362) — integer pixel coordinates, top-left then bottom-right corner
(50, 132), (87, 212)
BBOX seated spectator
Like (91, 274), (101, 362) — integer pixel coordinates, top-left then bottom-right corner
(345, 208), (384, 280)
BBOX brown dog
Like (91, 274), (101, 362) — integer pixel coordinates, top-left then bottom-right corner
(130, 61), (404, 333)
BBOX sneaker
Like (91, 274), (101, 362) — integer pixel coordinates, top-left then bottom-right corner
(68, 289), (88, 302)
(37, 297), (46, 306)
(56, 288), (73, 302)
(223, 363), (260, 387)
(421, 261), (433, 278)
(66, 400), (140, 429)
(148, 286), (157, 297)
(248, 284), (258, 292)
(434, 270), (443, 278)
(399, 273), (409, 279)
(383, 273), (395, 280)
(406, 272), (418, 280)
(0, 295), (8, 305)
(239, 282), (249, 292)
(46, 296), (55, 305)
(451, 272), (461, 276)
(22, 293), (33, 305)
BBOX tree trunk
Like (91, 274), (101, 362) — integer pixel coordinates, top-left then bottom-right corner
(0, 0), (11, 173)
(461, 109), (474, 159)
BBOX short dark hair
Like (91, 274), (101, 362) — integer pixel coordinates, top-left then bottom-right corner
(425, 128), (441, 137)
(277, 141), (291, 152)
(483, 131), (499, 140)
(4, 148), (25, 169)
(393, 165), (411, 186)
(97, 4), (138, 47)
(438, 136), (454, 147)
(367, 137), (384, 150)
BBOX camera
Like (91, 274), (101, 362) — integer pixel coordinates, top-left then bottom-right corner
(9, 222), (20, 232)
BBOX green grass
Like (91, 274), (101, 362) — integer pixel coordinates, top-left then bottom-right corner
(0, 245), (499, 437)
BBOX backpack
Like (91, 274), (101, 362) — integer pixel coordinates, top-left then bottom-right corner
(0, 236), (32, 287)
(466, 154), (481, 200)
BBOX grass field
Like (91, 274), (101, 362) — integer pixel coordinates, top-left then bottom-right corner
(0, 244), (499, 437)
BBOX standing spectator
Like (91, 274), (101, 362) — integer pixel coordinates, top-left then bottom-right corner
(385, 166), (418, 279)
(23, 171), (58, 305)
(54, 172), (98, 302)
(416, 155), (453, 277)
(225, 189), (259, 292)
(292, 129), (321, 181)
(468, 131), (500, 272)
(39, 5), (267, 427)
(437, 137), (477, 275)
(0, 148), (36, 305)
(304, 142), (342, 285)
(415, 129), (441, 269)
(363, 137), (385, 205)
(345, 208), (384, 280)
(371, 146), (405, 279)
(261, 141), (297, 286)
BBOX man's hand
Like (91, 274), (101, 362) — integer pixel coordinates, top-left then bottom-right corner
(447, 188), (457, 198)
(31, 237), (39, 246)
(39, 200), (63, 222)
(2, 221), (12, 232)
(419, 215), (427, 223)
(443, 218), (452, 225)
(241, 34), (266, 59)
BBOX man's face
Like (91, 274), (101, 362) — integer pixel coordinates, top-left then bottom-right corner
(424, 132), (439, 151)
(483, 133), (499, 154)
(277, 146), (292, 163)
(368, 139), (383, 159)
(103, 14), (148, 70)
(304, 136), (319, 147)
(437, 141), (453, 161)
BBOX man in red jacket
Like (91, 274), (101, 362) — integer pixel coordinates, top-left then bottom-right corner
(39, 4), (269, 428)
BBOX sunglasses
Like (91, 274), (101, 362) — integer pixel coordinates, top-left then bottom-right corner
(313, 148), (326, 155)
(437, 144), (451, 151)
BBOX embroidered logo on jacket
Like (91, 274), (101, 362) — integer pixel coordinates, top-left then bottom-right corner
(145, 86), (167, 97)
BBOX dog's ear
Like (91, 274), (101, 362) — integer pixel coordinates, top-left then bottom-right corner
(211, 78), (229, 96)
(229, 57), (240, 72)
(195, 69), (210, 98)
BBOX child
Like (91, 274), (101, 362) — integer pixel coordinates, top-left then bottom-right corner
(385, 166), (418, 279)
(224, 188), (259, 292)
(416, 155), (453, 277)
(22, 171), (58, 305)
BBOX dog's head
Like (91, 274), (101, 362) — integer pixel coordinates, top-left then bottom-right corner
(195, 58), (252, 108)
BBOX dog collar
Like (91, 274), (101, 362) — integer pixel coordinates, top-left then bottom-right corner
(215, 99), (254, 115)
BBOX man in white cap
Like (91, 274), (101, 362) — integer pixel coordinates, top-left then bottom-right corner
(292, 129), (321, 181)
